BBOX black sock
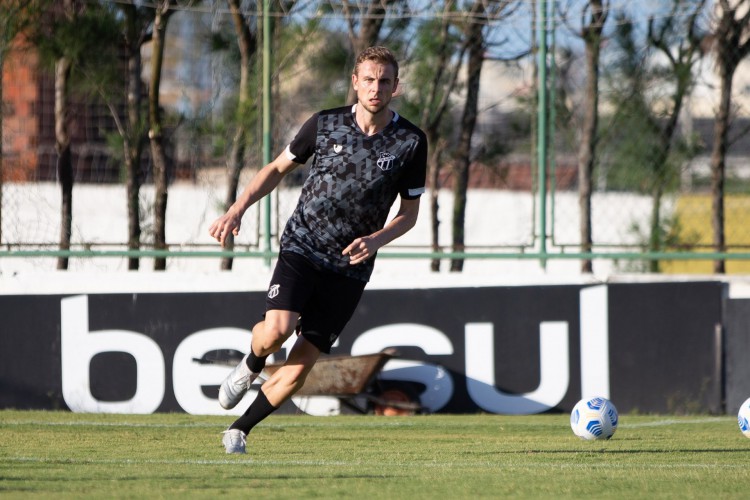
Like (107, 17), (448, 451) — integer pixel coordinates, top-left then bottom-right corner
(229, 389), (278, 435)
(246, 349), (268, 373)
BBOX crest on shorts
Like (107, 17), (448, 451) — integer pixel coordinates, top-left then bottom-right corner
(268, 284), (280, 299)
(377, 152), (396, 171)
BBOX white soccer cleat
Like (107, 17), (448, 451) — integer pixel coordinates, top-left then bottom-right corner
(222, 428), (247, 454)
(218, 354), (259, 409)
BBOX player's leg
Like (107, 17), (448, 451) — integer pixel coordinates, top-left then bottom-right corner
(250, 309), (300, 357)
(222, 263), (365, 454)
(223, 332), (319, 454)
(236, 268), (365, 411)
(221, 253), (317, 453)
(219, 252), (310, 411)
(218, 311), (299, 410)
(257, 334), (321, 407)
(235, 269), (364, 415)
(227, 335), (319, 432)
(220, 312), (303, 454)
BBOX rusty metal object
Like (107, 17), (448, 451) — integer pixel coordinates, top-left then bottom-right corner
(195, 347), (424, 414)
(263, 352), (393, 397)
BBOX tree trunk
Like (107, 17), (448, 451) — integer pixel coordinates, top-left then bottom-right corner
(123, 4), (144, 271)
(55, 55), (73, 270)
(148, 3), (173, 271)
(428, 137), (445, 272)
(577, 0), (607, 274)
(419, 1), (456, 272)
(221, 127), (247, 271)
(648, 184), (664, 273)
(125, 150), (142, 270)
(711, 62), (734, 274)
(578, 41), (599, 274)
(645, 100), (684, 272)
(709, 0), (750, 274)
(221, 0), (256, 270)
(451, 15), (484, 272)
(641, 5), (703, 273)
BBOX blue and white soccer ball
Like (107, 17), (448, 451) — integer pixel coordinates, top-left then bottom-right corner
(570, 397), (619, 440)
(738, 397), (750, 438)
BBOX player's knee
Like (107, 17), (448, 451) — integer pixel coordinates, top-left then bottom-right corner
(280, 362), (312, 390)
(254, 320), (294, 354)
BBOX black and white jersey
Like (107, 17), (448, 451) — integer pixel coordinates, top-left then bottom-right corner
(281, 104), (427, 281)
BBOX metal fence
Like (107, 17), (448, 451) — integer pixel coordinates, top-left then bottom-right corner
(2, 0), (750, 275)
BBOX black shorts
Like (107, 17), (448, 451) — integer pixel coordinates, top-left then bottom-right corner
(265, 251), (366, 353)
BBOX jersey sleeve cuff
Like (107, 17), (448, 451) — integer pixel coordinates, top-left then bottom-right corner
(284, 144), (297, 162)
(404, 187), (425, 199)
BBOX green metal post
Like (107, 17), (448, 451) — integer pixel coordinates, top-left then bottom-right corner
(537, 0), (549, 268)
(548, 1), (557, 243)
(262, 0), (273, 266)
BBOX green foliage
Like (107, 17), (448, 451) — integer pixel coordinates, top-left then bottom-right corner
(32, 3), (122, 102)
(601, 112), (667, 193)
(209, 30), (232, 53)
(295, 30), (351, 109)
(600, 6), (702, 195)
(209, 29), (245, 90)
(2, 411), (750, 498)
(399, 14), (462, 131)
(620, 211), (702, 272)
(602, 15), (660, 193)
(38, 6), (119, 71)
(309, 36), (349, 82)
(201, 12), (260, 162)
(104, 131), (125, 168)
(0, 0), (50, 59)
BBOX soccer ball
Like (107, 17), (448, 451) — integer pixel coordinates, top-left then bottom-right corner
(738, 397), (750, 438)
(570, 397), (619, 440)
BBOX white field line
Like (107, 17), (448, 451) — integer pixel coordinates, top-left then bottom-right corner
(0, 419), (419, 429)
(0, 417), (732, 430)
(620, 417), (729, 428)
(2, 456), (746, 470)
(1, 420), (218, 428)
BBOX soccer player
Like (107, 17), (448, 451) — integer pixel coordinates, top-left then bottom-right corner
(208, 46), (428, 454)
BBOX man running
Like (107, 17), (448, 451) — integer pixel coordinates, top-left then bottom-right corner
(208, 46), (427, 454)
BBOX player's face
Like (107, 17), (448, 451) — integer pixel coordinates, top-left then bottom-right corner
(352, 60), (398, 116)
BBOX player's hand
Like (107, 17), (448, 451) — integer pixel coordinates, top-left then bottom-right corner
(208, 211), (241, 248)
(342, 236), (379, 265)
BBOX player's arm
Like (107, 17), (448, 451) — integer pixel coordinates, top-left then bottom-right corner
(342, 196), (420, 265)
(209, 151), (298, 247)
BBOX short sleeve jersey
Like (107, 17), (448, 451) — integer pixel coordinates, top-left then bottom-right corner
(282, 104), (428, 282)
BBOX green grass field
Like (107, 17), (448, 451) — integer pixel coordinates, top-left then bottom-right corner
(1, 410), (749, 499)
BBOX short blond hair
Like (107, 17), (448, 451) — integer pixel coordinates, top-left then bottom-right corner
(353, 46), (399, 79)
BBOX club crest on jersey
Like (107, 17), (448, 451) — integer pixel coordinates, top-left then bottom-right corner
(377, 152), (397, 171)
(268, 284), (280, 299)
(333, 144), (343, 153)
